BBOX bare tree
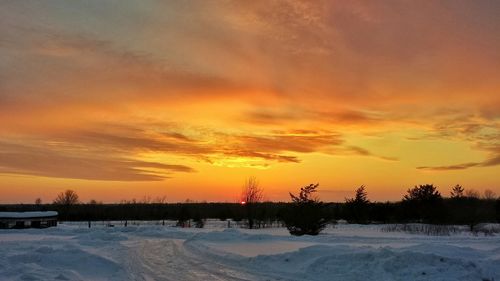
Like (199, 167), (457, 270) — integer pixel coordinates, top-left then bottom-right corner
(155, 196), (167, 204)
(241, 176), (263, 204)
(35, 198), (42, 205)
(241, 177), (263, 229)
(483, 189), (497, 200)
(53, 190), (79, 205)
(465, 189), (480, 199)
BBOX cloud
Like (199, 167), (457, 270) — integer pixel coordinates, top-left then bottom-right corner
(0, 0), (498, 184)
(221, 150), (300, 163)
(0, 142), (194, 181)
(234, 133), (343, 153)
(216, 131), (397, 164)
(345, 146), (398, 162)
(3, 0), (499, 113)
(406, 111), (499, 171)
(1, 122), (396, 180)
(482, 155), (500, 166)
(59, 130), (214, 156)
(2, 1), (499, 131)
(244, 108), (383, 127)
(417, 153), (500, 171)
(417, 162), (480, 171)
(212, 132), (342, 164)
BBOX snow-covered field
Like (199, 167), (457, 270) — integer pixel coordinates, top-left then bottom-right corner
(1, 222), (499, 281)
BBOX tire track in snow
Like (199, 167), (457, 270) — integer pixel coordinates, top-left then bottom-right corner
(122, 239), (258, 281)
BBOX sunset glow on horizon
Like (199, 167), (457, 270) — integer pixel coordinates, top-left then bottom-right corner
(1, 1), (499, 203)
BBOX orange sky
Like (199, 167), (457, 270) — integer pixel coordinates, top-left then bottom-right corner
(1, 1), (499, 203)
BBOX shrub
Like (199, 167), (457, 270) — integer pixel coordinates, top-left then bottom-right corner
(381, 224), (460, 236)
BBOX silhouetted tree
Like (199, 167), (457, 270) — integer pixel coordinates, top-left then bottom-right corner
(52, 190), (80, 221)
(176, 204), (191, 227)
(496, 199), (500, 223)
(459, 189), (483, 231)
(88, 199), (102, 205)
(450, 184), (464, 198)
(370, 202), (398, 223)
(241, 177), (263, 229)
(347, 185), (369, 204)
(35, 198), (42, 205)
(462, 196), (481, 231)
(53, 190), (79, 205)
(483, 189), (497, 200)
(345, 185), (370, 223)
(403, 184), (441, 202)
(466, 189), (480, 199)
(192, 211), (206, 228)
(3, 199), (500, 226)
(402, 184), (444, 223)
(284, 183), (329, 236)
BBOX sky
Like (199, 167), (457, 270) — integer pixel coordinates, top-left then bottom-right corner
(1, 0), (499, 203)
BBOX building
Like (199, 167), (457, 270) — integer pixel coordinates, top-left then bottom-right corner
(0, 211), (58, 229)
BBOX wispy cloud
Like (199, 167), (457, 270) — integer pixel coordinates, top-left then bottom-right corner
(0, 142), (194, 181)
(0, 122), (398, 180)
(417, 153), (500, 171)
(412, 113), (499, 171)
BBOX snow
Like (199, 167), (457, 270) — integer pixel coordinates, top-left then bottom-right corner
(0, 211), (58, 218)
(0, 223), (499, 281)
(205, 240), (315, 257)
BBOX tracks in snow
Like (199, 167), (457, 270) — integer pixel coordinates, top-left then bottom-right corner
(123, 239), (259, 281)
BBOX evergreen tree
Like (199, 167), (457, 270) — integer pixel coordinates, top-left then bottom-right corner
(346, 185), (369, 204)
(402, 184), (444, 223)
(345, 185), (370, 223)
(284, 183), (329, 236)
(403, 184), (442, 202)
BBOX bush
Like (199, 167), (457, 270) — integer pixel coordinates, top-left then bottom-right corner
(381, 224), (460, 236)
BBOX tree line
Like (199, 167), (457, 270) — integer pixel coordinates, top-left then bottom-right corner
(1, 183), (499, 235)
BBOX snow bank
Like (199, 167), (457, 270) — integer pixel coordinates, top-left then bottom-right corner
(0, 239), (127, 281)
(184, 227), (500, 280)
(4, 245), (125, 280)
(239, 244), (497, 281)
(0, 224), (499, 280)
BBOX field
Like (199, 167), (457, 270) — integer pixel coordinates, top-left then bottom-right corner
(1, 222), (499, 281)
